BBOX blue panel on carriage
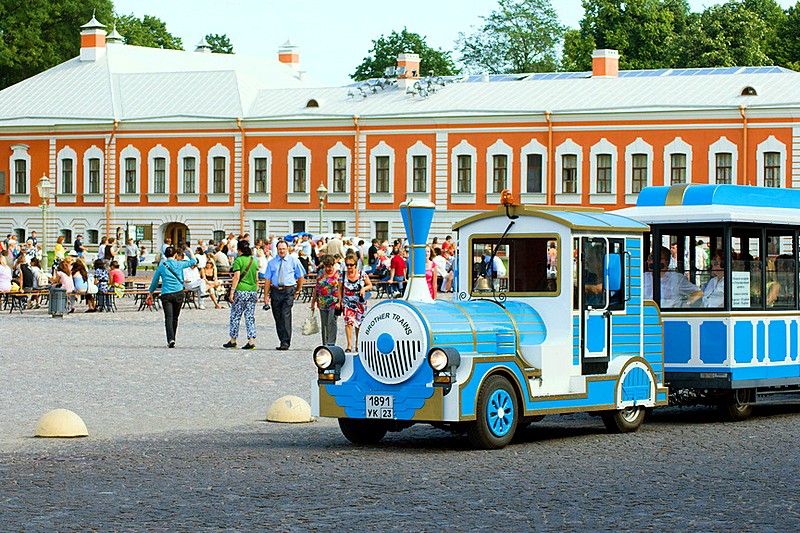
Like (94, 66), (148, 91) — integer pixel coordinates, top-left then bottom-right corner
(542, 210), (648, 230)
(636, 184), (800, 209)
(792, 322), (798, 361)
(636, 186), (671, 207)
(734, 321), (754, 363)
(769, 320), (787, 362)
(757, 322), (766, 362)
(621, 366), (651, 402)
(587, 315), (606, 352)
(664, 321), (691, 364)
(700, 321), (727, 364)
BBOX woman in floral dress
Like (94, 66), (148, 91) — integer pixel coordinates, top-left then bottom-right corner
(312, 254), (341, 346)
(339, 252), (373, 353)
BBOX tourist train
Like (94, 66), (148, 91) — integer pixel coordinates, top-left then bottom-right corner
(311, 184), (800, 448)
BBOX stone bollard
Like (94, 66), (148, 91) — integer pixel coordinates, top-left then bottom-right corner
(266, 395), (313, 423)
(35, 409), (89, 438)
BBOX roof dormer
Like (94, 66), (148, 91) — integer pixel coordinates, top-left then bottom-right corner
(80, 15), (107, 62)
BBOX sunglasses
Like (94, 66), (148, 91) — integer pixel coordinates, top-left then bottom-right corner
(345, 263), (356, 267)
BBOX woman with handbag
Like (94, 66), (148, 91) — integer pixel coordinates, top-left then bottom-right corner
(223, 240), (259, 350)
(339, 252), (373, 353)
(311, 254), (341, 346)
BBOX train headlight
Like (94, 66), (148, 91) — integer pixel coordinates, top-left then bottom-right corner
(427, 347), (461, 373)
(314, 345), (346, 372)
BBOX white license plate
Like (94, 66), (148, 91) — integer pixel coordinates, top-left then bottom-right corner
(365, 395), (394, 419)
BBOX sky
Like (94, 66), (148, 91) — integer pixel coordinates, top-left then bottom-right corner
(112, 0), (796, 87)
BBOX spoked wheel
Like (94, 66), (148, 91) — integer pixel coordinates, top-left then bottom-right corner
(601, 405), (646, 433)
(467, 375), (519, 449)
(338, 418), (388, 445)
(719, 388), (754, 421)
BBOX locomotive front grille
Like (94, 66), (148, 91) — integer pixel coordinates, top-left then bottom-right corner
(361, 339), (423, 382)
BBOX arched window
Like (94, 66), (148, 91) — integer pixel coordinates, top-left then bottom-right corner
(118, 145), (141, 202)
(486, 139), (513, 204)
(57, 146), (78, 200)
(287, 142), (311, 202)
(663, 137), (693, 186)
(83, 145), (104, 201)
(451, 140), (476, 204)
(177, 144), (201, 199)
(624, 138), (653, 203)
(207, 143), (230, 202)
(249, 144), (272, 202)
(589, 139), (618, 202)
(756, 135), (786, 188)
(708, 136), (738, 185)
(406, 141), (432, 198)
(9, 144), (30, 203)
(147, 144), (170, 201)
(369, 141), (395, 203)
(555, 139), (582, 203)
(520, 138), (547, 203)
(327, 141), (351, 202)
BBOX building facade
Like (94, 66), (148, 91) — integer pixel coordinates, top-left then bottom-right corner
(1, 20), (799, 250)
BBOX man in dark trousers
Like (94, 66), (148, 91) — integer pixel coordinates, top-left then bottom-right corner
(263, 240), (306, 350)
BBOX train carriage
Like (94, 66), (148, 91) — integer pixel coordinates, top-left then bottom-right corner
(311, 195), (668, 449)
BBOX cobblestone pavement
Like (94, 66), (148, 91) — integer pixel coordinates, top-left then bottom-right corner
(2, 301), (800, 531)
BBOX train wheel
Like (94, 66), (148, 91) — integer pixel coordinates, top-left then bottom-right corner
(601, 406), (645, 433)
(338, 418), (388, 444)
(719, 389), (754, 421)
(467, 375), (519, 449)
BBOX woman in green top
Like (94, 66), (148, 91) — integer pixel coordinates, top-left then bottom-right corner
(223, 240), (259, 349)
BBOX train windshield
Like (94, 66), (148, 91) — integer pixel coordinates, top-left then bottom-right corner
(470, 236), (559, 295)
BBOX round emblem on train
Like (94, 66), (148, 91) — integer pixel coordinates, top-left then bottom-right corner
(359, 302), (428, 385)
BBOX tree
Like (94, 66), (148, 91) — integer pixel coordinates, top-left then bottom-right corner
(205, 33), (234, 54)
(351, 28), (457, 81)
(457, 0), (565, 74)
(114, 13), (183, 50)
(0, 0), (114, 90)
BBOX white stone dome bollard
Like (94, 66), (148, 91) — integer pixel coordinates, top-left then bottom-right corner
(35, 408), (89, 438)
(266, 395), (313, 423)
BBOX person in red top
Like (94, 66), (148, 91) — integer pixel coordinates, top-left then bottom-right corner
(108, 260), (126, 291)
(389, 248), (407, 298)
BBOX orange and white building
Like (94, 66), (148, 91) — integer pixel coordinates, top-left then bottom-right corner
(2, 17), (800, 249)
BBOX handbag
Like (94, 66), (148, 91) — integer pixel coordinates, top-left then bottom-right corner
(302, 309), (320, 336)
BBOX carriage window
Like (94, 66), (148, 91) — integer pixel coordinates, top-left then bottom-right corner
(471, 237), (558, 295)
(766, 231), (795, 309)
(731, 229), (762, 309)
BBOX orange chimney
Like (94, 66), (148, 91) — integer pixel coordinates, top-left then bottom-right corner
(592, 49), (619, 77)
(397, 52), (420, 79)
(278, 39), (300, 70)
(80, 16), (107, 62)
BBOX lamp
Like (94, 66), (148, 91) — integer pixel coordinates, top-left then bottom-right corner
(36, 175), (54, 271)
(316, 182), (328, 235)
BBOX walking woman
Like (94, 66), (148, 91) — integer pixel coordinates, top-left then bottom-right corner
(149, 246), (196, 348)
(339, 252), (373, 352)
(311, 254), (341, 346)
(223, 240), (259, 350)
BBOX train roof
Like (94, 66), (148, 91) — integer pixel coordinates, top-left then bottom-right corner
(616, 184), (800, 225)
(453, 205), (649, 233)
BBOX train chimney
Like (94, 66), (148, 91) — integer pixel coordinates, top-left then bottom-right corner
(399, 198), (436, 303)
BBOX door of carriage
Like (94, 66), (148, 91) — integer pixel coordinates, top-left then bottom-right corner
(578, 236), (625, 375)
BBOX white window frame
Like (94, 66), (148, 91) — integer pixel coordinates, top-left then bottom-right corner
(589, 138), (618, 204)
(520, 138), (547, 204)
(624, 137), (653, 203)
(663, 137), (693, 186)
(207, 143), (230, 202)
(82, 145), (104, 202)
(406, 140), (432, 199)
(56, 146), (77, 203)
(555, 139), (582, 204)
(287, 142), (311, 203)
(756, 135), (786, 188)
(147, 144), (170, 202)
(177, 144), (200, 202)
(327, 141), (351, 203)
(248, 143), (272, 203)
(118, 145), (141, 202)
(9, 144), (31, 203)
(485, 140), (513, 204)
(450, 140), (476, 204)
(708, 136), (738, 185)
(369, 141), (395, 204)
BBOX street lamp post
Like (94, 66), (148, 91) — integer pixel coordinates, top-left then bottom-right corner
(316, 182), (328, 236)
(36, 175), (54, 271)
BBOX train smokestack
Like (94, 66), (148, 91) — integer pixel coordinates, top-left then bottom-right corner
(399, 198), (436, 302)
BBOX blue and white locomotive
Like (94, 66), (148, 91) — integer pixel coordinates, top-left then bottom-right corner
(312, 194), (668, 449)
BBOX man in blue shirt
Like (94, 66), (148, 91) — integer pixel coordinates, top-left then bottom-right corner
(263, 240), (306, 350)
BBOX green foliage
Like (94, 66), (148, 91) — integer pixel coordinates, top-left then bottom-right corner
(351, 28), (458, 81)
(204, 33), (234, 54)
(0, 0), (114, 89)
(114, 13), (182, 50)
(457, 0), (565, 74)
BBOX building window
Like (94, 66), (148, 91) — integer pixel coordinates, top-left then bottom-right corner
(526, 153), (543, 194)
(254, 157), (267, 193)
(333, 221), (347, 235)
(562, 154), (577, 194)
(183, 157), (196, 193)
(293, 157), (307, 193)
(671, 153), (687, 185)
(457, 155), (472, 193)
(254, 220), (267, 241)
(14, 159), (26, 194)
(14, 228), (26, 241)
(212, 230), (225, 243)
(0, 171), (6, 194)
(153, 157), (166, 194)
(492, 154), (508, 193)
(333, 156), (347, 193)
(715, 153), (732, 184)
(61, 159), (73, 194)
(87, 230), (99, 245)
(764, 152), (781, 187)
(631, 154), (648, 193)
(595, 154), (612, 194)
(375, 221), (389, 242)
(124, 157), (137, 193)
(292, 221), (306, 233)
(88, 158), (101, 194)
(412, 155), (427, 193)
(375, 156), (390, 193)
(60, 229), (72, 242)
(213, 156), (226, 194)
